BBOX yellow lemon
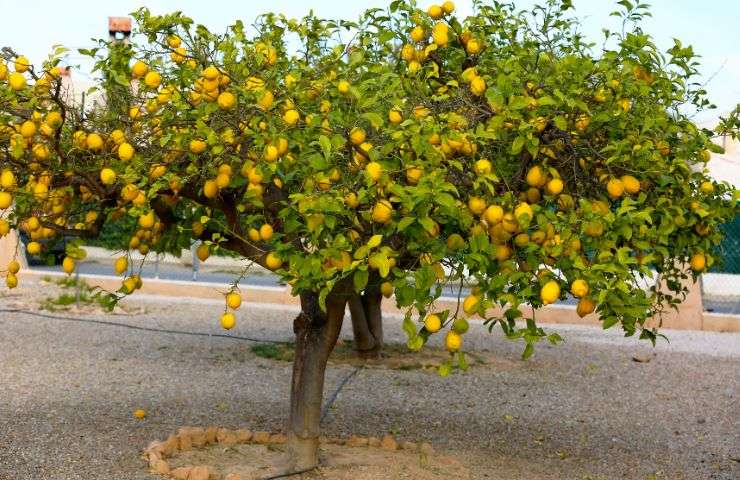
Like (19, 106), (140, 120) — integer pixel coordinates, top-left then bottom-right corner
(690, 252), (706, 272)
(468, 197), (486, 215)
(424, 314), (442, 333)
(621, 175), (640, 194)
(350, 127), (366, 145)
(114, 257), (128, 275)
(462, 294), (480, 315)
(8, 72), (27, 91)
(118, 142), (135, 161)
(133, 409), (147, 419)
(526, 165), (546, 187)
(283, 109), (300, 125)
(226, 292), (242, 310)
(20, 120), (36, 138)
(540, 280), (560, 305)
(190, 139), (207, 154)
(365, 162), (382, 182)
(143, 71), (161, 89)
(86, 133), (104, 151)
(371, 199), (393, 224)
(220, 312), (236, 330)
(545, 178), (564, 196)
(265, 252), (283, 270)
(62, 256), (76, 274)
(259, 223), (274, 241)
(217, 91), (236, 110)
(576, 298), (595, 317)
(570, 279), (589, 298)
(380, 281), (394, 298)
(606, 178), (625, 199)
(131, 60), (148, 78)
(445, 330), (462, 352)
(483, 205), (504, 224)
(388, 109), (403, 124)
(26, 241), (42, 255)
(8, 260), (20, 274)
(5, 272), (18, 289)
(100, 168), (117, 185)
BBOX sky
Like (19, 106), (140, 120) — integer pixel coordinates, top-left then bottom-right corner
(0, 0), (737, 123)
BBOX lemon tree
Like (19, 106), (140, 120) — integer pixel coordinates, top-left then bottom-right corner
(1, 0), (737, 473)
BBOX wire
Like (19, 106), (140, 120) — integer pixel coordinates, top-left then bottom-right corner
(0, 308), (291, 344)
(321, 366), (361, 423)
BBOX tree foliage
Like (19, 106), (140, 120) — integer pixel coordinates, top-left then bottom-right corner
(0, 0), (737, 365)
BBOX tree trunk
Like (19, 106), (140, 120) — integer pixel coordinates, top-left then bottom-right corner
(348, 285), (384, 359)
(283, 289), (348, 472)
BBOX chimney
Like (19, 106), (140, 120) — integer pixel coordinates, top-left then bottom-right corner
(108, 16), (132, 44)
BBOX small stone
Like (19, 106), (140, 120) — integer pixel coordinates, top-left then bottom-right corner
(368, 437), (381, 447)
(148, 451), (162, 467)
(189, 465), (211, 480)
(224, 474), (241, 480)
(346, 435), (369, 447)
(146, 441), (165, 455)
(217, 428), (238, 446)
(153, 459), (170, 475)
(163, 434), (179, 456)
(420, 442), (435, 455)
(253, 431), (271, 444)
(178, 428), (193, 451)
(170, 466), (192, 480)
(401, 441), (418, 451)
(325, 436), (344, 445)
(235, 429), (253, 443)
(205, 426), (219, 444)
(380, 435), (398, 451)
(270, 433), (287, 444)
(190, 427), (207, 448)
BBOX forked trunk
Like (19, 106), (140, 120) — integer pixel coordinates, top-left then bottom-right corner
(348, 285), (384, 359)
(283, 289), (347, 472)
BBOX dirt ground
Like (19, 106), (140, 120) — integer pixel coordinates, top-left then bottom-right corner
(0, 279), (738, 479)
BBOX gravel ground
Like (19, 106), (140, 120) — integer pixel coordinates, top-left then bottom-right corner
(0, 281), (738, 480)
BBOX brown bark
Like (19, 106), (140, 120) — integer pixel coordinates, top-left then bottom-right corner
(283, 287), (348, 472)
(348, 285), (384, 359)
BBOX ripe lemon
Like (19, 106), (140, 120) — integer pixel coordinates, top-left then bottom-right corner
(264, 145), (279, 162)
(428, 5), (444, 19)
(474, 159), (492, 175)
(131, 60), (148, 78)
(100, 168), (117, 185)
(133, 409), (147, 419)
(466, 38), (482, 55)
(621, 175), (640, 194)
(283, 109), (300, 125)
(226, 292), (242, 310)
(8, 260), (20, 274)
(350, 127), (366, 145)
(410, 26), (426, 42)
(514, 202), (533, 222)
(143, 71), (161, 89)
(8, 72), (26, 91)
(442, 1), (455, 13)
(526, 166), (546, 187)
(445, 330), (462, 352)
(699, 181), (714, 195)
(380, 281), (394, 298)
(259, 223), (274, 241)
(26, 241), (41, 255)
(20, 120), (36, 138)
(570, 279), (589, 298)
(265, 252), (283, 270)
(118, 142), (136, 162)
(405, 166), (422, 185)
(468, 196), (486, 215)
(189, 139), (207, 154)
(114, 257), (128, 275)
(545, 178), (564, 195)
(462, 294), (480, 315)
(388, 109), (403, 124)
(248, 228), (260, 242)
(371, 199), (393, 224)
(540, 280), (560, 305)
(62, 256), (75, 274)
(5, 273), (18, 289)
(470, 76), (486, 95)
(14, 56), (30, 73)
(446, 233), (466, 250)
(606, 178), (624, 199)
(365, 162), (382, 182)
(424, 314), (442, 333)
(220, 312), (236, 330)
(1, 169), (16, 189)
(344, 192), (359, 208)
(167, 35), (181, 48)
(690, 252), (706, 272)
(203, 179), (219, 198)
(202, 65), (220, 80)
(337, 80), (350, 93)
(86, 133), (104, 151)
(257, 90), (274, 110)
(484, 205), (504, 224)
(217, 91), (236, 110)
(576, 298), (595, 317)
(196, 244), (210, 262)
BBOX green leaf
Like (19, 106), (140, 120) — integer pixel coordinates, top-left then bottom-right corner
(511, 136), (525, 154)
(402, 314), (416, 339)
(438, 361), (452, 377)
(361, 112), (384, 130)
(522, 342), (534, 360)
(407, 335), (423, 351)
(318, 135), (332, 160)
(353, 269), (368, 292)
(367, 234), (383, 248)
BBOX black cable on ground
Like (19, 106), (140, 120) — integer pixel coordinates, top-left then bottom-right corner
(0, 308), (291, 344)
(321, 366), (362, 423)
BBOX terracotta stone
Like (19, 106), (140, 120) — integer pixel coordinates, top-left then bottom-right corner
(318, 435), (329, 444)
(217, 428), (238, 446)
(190, 427), (207, 448)
(189, 465), (211, 480)
(148, 451), (162, 467)
(147, 441), (165, 456)
(178, 428), (193, 451)
(368, 436), (381, 447)
(269, 433), (287, 444)
(346, 435), (369, 447)
(253, 431), (271, 444)
(153, 459), (170, 474)
(163, 434), (179, 456)
(401, 441), (418, 451)
(224, 474), (241, 480)
(380, 435), (398, 451)
(324, 436), (344, 445)
(420, 442), (435, 455)
(170, 466), (192, 480)
(205, 426), (218, 444)
(235, 429), (253, 443)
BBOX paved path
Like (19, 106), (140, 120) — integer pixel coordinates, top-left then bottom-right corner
(0, 285), (738, 479)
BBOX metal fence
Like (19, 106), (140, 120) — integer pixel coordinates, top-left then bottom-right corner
(702, 216), (740, 314)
